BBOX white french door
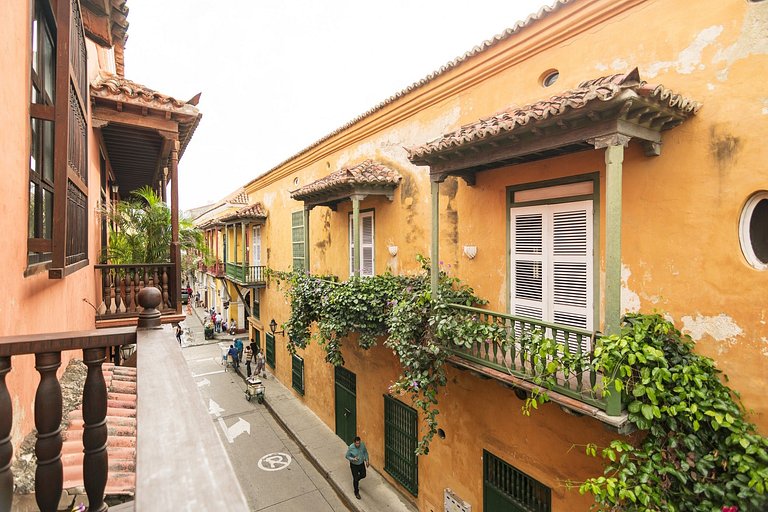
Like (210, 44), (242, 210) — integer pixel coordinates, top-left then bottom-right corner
(510, 200), (593, 352)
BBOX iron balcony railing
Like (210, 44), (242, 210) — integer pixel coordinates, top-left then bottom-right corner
(445, 303), (621, 415)
(224, 263), (266, 285)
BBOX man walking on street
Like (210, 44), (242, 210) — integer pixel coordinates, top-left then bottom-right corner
(345, 436), (369, 499)
(243, 344), (253, 377)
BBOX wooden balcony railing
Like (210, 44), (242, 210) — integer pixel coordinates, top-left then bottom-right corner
(0, 327), (137, 512)
(224, 263), (266, 284)
(0, 291), (248, 511)
(446, 304), (622, 415)
(95, 264), (177, 319)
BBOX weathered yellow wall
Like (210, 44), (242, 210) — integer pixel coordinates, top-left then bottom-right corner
(0, 0), (110, 452)
(235, 0), (768, 509)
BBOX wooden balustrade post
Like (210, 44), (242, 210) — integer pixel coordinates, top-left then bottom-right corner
(0, 357), (12, 512)
(82, 348), (108, 512)
(34, 352), (63, 512)
(162, 267), (170, 309)
(138, 286), (162, 328)
(102, 267), (110, 315)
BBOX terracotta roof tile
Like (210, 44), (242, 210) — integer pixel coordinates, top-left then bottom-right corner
(291, 160), (402, 200)
(406, 69), (701, 162)
(220, 203), (267, 222)
(61, 363), (137, 497)
(91, 74), (196, 110)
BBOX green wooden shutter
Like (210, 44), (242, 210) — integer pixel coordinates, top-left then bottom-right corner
(292, 211), (305, 270)
(265, 332), (275, 368)
(483, 450), (551, 512)
(384, 395), (418, 496)
(291, 354), (304, 395)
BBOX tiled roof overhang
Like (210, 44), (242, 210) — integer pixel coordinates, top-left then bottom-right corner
(291, 160), (402, 210)
(220, 203), (268, 223)
(407, 68), (701, 183)
(81, 0), (129, 48)
(91, 74), (202, 194)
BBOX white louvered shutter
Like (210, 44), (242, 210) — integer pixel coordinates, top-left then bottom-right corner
(361, 213), (374, 276)
(511, 201), (593, 352)
(550, 202), (593, 354)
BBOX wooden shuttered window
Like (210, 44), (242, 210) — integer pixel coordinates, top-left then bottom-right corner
(265, 332), (276, 368)
(28, 0), (89, 275)
(510, 200), (593, 353)
(291, 211), (305, 271)
(291, 354), (304, 395)
(349, 211), (374, 277)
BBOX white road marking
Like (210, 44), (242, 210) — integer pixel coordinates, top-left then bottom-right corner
(257, 452), (292, 471)
(193, 369), (225, 378)
(208, 399), (224, 417)
(218, 417), (251, 443)
(196, 378), (210, 388)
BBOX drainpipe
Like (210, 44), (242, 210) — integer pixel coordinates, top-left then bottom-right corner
(430, 178), (441, 296)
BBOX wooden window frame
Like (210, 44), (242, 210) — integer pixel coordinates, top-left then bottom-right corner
(26, 0), (90, 279)
(27, 0), (57, 270)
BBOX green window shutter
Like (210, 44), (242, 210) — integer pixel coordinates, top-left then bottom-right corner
(265, 333), (275, 368)
(383, 395), (418, 496)
(292, 211), (305, 270)
(483, 450), (551, 512)
(291, 354), (304, 395)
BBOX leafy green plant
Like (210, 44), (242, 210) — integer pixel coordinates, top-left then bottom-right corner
(271, 255), (482, 453)
(579, 314), (768, 511)
(102, 185), (204, 264)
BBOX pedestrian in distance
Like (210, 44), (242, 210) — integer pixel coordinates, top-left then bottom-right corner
(175, 324), (182, 345)
(345, 436), (369, 499)
(254, 349), (266, 378)
(244, 344), (253, 377)
(227, 344), (239, 369)
(234, 338), (244, 367)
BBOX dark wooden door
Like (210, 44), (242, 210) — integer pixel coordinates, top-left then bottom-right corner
(334, 366), (356, 445)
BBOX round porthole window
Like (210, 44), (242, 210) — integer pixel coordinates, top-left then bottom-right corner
(739, 191), (768, 270)
(540, 69), (559, 88)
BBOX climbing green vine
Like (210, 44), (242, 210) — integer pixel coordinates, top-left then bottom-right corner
(579, 314), (768, 511)
(270, 256), (482, 453)
(270, 264), (768, 511)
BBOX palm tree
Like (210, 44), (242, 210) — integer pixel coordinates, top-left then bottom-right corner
(104, 186), (205, 264)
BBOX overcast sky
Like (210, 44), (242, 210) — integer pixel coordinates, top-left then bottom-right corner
(124, 0), (553, 211)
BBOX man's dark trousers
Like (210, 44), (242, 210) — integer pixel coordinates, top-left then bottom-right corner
(350, 462), (366, 494)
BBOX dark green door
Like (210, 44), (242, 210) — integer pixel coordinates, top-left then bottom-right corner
(384, 395), (418, 495)
(265, 333), (275, 368)
(483, 450), (551, 512)
(334, 366), (356, 445)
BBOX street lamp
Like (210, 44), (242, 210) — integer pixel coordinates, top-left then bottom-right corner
(269, 319), (285, 336)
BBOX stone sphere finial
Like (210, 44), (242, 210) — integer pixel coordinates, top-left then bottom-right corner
(137, 286), (162, 328)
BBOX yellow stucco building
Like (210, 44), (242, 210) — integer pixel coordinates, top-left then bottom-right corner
(196, 0), (768, 510)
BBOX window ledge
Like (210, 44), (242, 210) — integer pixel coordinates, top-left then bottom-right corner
(23, 261), (52, 278)
(49, 258), (89, 279)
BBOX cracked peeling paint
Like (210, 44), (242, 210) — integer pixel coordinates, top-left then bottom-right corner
(646, 25), (723, 77)
(681, 313), (744, 353)
(713, 4), (768, 81)
(621, 264), (641, 315)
